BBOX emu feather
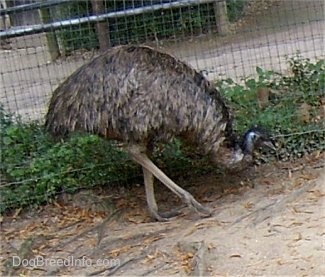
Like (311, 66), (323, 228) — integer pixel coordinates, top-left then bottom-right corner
(45, 45), (274, 221)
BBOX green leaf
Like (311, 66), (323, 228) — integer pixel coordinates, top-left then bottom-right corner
(245, 79), (257, 90)
(256, 66), (263, 76)
(2, 136), (12, 145)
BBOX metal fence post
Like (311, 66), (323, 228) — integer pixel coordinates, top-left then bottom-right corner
(91, 0), (110, 51)
(39, 1), (60, 61)
(214, 0), (229, 35)
(0, 0), (10, 30)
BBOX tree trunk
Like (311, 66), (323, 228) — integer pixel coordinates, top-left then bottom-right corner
(91, 0), (110, 51)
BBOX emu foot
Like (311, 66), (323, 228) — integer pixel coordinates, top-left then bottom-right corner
(183, 193), (212, 218)
(149, 202), (211, 222)
(149, 207), (183, 222)
(159, 207), (183, 218)
(192, 203), (212, 218)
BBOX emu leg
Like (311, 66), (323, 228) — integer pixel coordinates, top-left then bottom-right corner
(143, 167), (181, 221)
(143, 167), (164, 221)
(129, 145), (211, 219)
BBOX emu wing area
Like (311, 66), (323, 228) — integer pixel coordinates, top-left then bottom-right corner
(45, 46), (230, 151)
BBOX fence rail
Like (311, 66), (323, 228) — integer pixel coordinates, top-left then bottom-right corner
(0, 0), (72, 16)
(0, 0), (221, 39)
(0, 0), (323, 121)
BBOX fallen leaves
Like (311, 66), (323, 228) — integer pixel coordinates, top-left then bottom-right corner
(107, 234), (164, 258)
(299, 173), (318, 181)
(179, 251), (194, 274)
(141, 249), (164, 265)
(195, 220), (220, 229)
(12, 208), (22, 218)
(127, 212), (149, 223)
(297, 103), (312, 123)
(292, 232), (303, 242)
(229, 254), (242, 258)
(307, 189), (325, 198)
(243, 201), (255, 210)
(142, 234), (165, 245)
(256, 87), (271, 110)
(108, 245), (134, 258)
(288, 221), (304, 227)
(1, 151), (324, 276)
(292, 206), (314, 214)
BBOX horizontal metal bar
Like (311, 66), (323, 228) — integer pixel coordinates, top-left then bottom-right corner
(0, 0), (73, 16)
(0, 0), (216, 39)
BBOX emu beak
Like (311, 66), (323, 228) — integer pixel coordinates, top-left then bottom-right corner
(261, 140), (276, 151)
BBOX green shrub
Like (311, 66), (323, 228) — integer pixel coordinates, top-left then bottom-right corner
(216, 53), (325, 160)
(0, 106), (198, 213)
(0, 108), (140, 213)
(226, 0), (246, 22)
(53, 1), (247, 53)
(53, 1), (98, 52)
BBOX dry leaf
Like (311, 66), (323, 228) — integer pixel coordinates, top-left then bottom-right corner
(109, 245), (133, 257)
(318, 105), (325, 120)
(13, 208), (22, 218)
(141, 250), (161, 264)
(53, 201), (63, 208)
(127, 215), (147, 224)
(297, 103), (311, 123)
(184, 227), (197, 237)
(243, 201), (254, 209)
(256, 87), (270, 110)
(293, 233), (302, 242)
(142, 235), (164, 245)
(229, 254), (242, 258)
(207, 243), (216, 250)
(308, 189), (325, 198)
(195, 221), (218, 229)
(277, 259), (285, 265)
(300, 174), (317, 180)
(288, 221), (303, 227)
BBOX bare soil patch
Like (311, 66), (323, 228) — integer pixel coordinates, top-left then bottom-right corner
(1, 151), (324, 276)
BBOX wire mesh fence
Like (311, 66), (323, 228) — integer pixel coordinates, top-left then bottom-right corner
(0, 0), (323, 119)
(0, 0), (324, 118)
(0, 0), (324, 212)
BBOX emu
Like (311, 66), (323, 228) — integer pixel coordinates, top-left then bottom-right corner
(45, 45), (274, 221)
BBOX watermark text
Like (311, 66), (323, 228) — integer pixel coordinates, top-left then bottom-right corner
(12, 255), (120, 268)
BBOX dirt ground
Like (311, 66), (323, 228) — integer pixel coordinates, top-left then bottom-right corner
(1, 151), (324, 276)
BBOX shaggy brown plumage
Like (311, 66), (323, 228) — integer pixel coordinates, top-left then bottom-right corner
(45, 45), (274, 221)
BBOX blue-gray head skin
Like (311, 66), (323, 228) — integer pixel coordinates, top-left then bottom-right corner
(224, 126), (276, 168)
(240, 126), (276, 155)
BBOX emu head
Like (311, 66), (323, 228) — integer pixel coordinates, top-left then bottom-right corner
(226, 127), (276, 167)
(240, 127), (276, 155)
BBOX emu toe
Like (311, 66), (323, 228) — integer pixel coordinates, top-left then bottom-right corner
(182, 191), (212, 217)
(151, 208), (183, 222)
(148, 208), (177, 222)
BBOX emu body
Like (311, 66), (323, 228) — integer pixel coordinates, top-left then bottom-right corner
(45, 45), (272, 221)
